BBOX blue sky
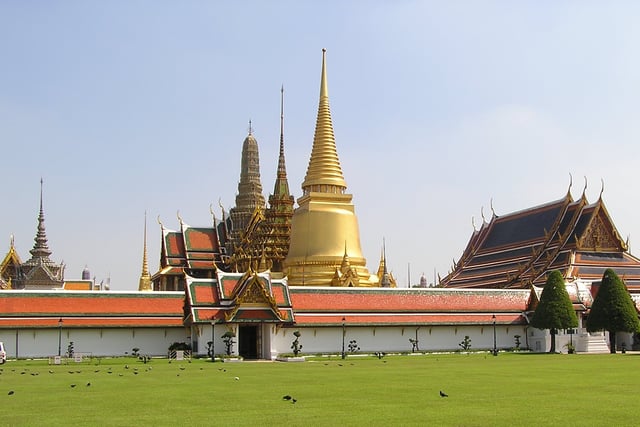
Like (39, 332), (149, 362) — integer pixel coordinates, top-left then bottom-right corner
(2, 2), (640, 289)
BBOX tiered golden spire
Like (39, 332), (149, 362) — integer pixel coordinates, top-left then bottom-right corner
(138, 212), (152, 291)
(301, 48), (347, 193)
(284, 49), (377, 287)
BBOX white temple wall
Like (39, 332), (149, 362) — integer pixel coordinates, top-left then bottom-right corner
(270, 324), (528, 357)
(0, 327), (188, 359)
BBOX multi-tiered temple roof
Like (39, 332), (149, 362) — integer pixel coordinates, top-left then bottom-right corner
(441, 186), (640, 290)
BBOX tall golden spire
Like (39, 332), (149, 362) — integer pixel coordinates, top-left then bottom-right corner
(301, 48), (347, 193)
(138, 212), (152, 291)
(284, 49), (377, 287)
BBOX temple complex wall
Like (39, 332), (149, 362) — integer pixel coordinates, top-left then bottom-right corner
(270, 324), (528, 357)
(0, 327), (188, 359)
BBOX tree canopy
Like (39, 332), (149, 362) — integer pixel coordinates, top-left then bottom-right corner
(530, 270), (578, 352)
(586, 268), (640, 353)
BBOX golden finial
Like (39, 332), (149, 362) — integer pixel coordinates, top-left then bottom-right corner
(582, 176), (588, 198)
(472, 216), (476, 231)
(177, 210), (183, 225)
(567, 173), (573, 197)
(209, 203), (217, 225)
(599, 178), (604, 200)
(248, 119), (253, 135)
(480, 206), (486, 223)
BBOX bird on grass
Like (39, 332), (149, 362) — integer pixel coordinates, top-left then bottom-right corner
(70, 384), (76, 388)
(8, 390), (14, 395)
(234, 377), (239, 381)
(282, 395), (292, 401)
(86, 383), (91, 387)
(49, 370), (54, 374)
(439, 390), (448, 398)
(292, 398), (297, 404)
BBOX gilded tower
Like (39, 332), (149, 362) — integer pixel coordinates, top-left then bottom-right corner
(228, 90), (294, 274)
(227, 125), (266, 255)
(284, 49), (377, 287)
(262, 87), (295, 274)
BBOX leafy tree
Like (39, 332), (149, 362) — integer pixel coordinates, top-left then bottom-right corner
(586, 268), (640, 353)
(530, 270), (578, 353)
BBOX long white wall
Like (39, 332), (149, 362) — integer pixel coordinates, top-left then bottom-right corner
(1, 324), (534, 360)
(0, 328), (188, 359)
(269, 324), (529, 357)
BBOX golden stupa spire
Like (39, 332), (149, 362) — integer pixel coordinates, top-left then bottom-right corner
(138, 211), (152, 291)
(284, 49), (376, 287)
(301, 48), (347, 193)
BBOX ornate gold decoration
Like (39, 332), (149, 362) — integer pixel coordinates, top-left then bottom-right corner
(284, 49), (375, 287)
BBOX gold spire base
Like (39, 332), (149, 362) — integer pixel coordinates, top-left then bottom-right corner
(284, 192), (377, 287)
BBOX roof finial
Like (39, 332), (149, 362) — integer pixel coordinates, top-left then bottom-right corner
(567, 172), (573, 197)
(490, 198), (496, 217)
(248, 119), (253, 135)
(209, 203), (217, 226)
(472, 216), (476, 231)
(582, 176), (588, 198)
(599, 178), (605, 200)
(480, 206), (486, 223)
(277, 85), (287, 176)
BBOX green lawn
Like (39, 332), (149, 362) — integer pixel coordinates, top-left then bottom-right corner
(0, 353), (638, 426)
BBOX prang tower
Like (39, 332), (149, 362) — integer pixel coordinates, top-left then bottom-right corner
(284, 49), (376, 287)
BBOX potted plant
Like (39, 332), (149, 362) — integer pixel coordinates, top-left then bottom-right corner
(276, 331), (305, 362)
(564, 342), (576, 354)
(221, 331), (241, 362)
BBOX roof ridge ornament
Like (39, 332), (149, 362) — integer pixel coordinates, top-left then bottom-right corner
(599, 178), (605, 200)
(210, 203), (217, 226)
(582, 176), (588, 199)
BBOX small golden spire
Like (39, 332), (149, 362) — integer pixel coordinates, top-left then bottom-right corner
(138, 211), (152, 291)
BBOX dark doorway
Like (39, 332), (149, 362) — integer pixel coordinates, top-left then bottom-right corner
(239, 325), (258, 359)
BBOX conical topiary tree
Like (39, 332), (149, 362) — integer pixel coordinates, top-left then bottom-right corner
(586, 268), (640, 353)
(530, 270), (578, 353)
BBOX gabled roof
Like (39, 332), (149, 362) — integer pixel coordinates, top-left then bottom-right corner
(156, 219), (225, 276)
(186, 271), (294, 324)
(0, 239), (22, 275)
(441, 191), (640, 290)
(0, 291), (184, 328)
(288, 287), (530, 326)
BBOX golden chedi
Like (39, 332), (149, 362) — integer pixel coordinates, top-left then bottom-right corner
(285, 49), (377, 287)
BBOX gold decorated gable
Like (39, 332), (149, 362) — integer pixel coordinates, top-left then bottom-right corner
(577, 205), (625, 252)
(225, 271), (283, 322)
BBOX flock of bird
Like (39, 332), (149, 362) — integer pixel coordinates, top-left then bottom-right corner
(1, 362), (241, 397)
(2, 362), (451, 401)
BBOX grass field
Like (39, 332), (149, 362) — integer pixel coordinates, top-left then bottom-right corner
(0, 352), (638, 426)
